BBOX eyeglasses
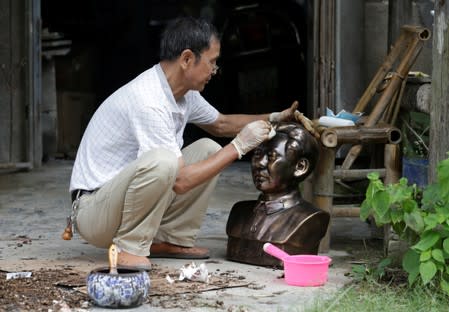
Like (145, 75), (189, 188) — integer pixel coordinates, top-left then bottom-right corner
(207, 60), (219, 74)
(211, 63), (219, 74)
(203, 57), (219, 74)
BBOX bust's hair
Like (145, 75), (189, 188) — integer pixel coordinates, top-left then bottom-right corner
(274, 122), (320, 176)
(160, 16), (220, 61)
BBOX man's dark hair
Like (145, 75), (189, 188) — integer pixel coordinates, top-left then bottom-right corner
(160, 16), (220, 61)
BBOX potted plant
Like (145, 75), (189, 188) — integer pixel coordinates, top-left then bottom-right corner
(360, 154), (449, 294)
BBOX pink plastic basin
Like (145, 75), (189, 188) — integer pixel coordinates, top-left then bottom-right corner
(283, 254), (332, 286)
(263, 243), (332, 287)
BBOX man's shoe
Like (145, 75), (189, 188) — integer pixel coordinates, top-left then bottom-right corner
(117, 250), (152, 271)
(149, 242), (210, 259)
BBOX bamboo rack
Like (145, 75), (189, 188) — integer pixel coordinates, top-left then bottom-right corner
(342, 25), (431, 170)
(310, 25), (430, 252)
(320, 124), (402, 148)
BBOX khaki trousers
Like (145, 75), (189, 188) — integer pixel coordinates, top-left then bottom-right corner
(75, 138), (221, 256)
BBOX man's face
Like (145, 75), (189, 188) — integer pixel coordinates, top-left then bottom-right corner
(251, 135), (297, 195)
(186, 37), (220, 91)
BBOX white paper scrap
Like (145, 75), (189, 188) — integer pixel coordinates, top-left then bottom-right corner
(6, 271), (32, 280)
(166, 274), (175, 284)
(178, 262), (209, 283)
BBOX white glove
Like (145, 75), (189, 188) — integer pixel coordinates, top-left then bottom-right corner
(269, 101), (299, 123)
(231, 120), (274, 159)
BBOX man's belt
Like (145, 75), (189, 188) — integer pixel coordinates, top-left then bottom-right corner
(71, 189), (93, 202)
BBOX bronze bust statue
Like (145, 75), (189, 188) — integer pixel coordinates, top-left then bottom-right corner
(226, 122), (330, 267)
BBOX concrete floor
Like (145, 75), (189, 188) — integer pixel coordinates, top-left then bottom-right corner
(0, 160), (379, 311)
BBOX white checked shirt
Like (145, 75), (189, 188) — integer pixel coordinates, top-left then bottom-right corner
(69, 64), (219, 192)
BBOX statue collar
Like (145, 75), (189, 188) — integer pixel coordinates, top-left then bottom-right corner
(256, 191), (303, 215)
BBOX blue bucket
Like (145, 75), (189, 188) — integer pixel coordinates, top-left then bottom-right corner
(402, 157), (429, 188)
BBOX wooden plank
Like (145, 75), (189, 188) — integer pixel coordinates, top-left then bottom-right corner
(429, 2), (449, 183)
(0, 162), (32, 170)
(0, 0), (11, 162)
(10, 0), (28, 164)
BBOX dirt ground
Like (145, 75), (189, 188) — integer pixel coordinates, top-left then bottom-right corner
(0, 262), (256, 311)
(0, 268), (89, 311)
(0, 238), (384, 312)
(0, 160), (379, 311)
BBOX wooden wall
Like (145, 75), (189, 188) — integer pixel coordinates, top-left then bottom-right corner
(0, 0), (41, 169)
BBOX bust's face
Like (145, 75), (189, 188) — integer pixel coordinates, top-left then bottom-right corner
(251, 134), (297, 195)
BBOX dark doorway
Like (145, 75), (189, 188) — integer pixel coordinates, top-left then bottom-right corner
(41, 0), (308, 154)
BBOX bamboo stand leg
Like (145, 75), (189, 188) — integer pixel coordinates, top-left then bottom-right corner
(383, 144), (401, 255)
(384, 144), (401, 185)
(313, 146), (336, 253)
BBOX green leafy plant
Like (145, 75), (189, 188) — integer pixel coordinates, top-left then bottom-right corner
(360, 155), (449, 294)
(350, 258), (392, 283)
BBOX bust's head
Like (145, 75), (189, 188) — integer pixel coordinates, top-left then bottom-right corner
(251, 122), (319, 195)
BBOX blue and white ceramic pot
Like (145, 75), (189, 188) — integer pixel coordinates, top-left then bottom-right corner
(87, 267), (151, 308)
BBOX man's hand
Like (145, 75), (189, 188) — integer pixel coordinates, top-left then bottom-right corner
(231, 120), (273, 159)
(269, 101), (299, 123)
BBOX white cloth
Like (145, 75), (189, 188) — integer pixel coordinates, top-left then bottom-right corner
(70, 63), (219, 192)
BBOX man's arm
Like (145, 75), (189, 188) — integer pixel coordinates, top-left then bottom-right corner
(173, 120), (272, 194)
(173, 144), (238, 194)
(173, 102), (299, 194)
(198, 101), (299, 137)
(199, 113), (269, 138)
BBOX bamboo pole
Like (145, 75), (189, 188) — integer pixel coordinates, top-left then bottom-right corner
(312, 0), (321, 119)
(389, 76), (408, 125)
(342, 27), (429, 170)
(353, 25), (430, 115)
(328, 0), (335, 113)
(320, 125), (402, 148)
(333, 168), (386, 180)
(352, 29), (408, 113)
(365, 36), (424, 126)
(401, 25), (431, 39)
(313, 146), (335, 253)
(294, 110), (321, 139)
(319, 0), (326, 117)
(383, 144), (401, 254)
(384, 144), (401, 185)
(332, 207), (360, 218)
(382, 85), (400, 123)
